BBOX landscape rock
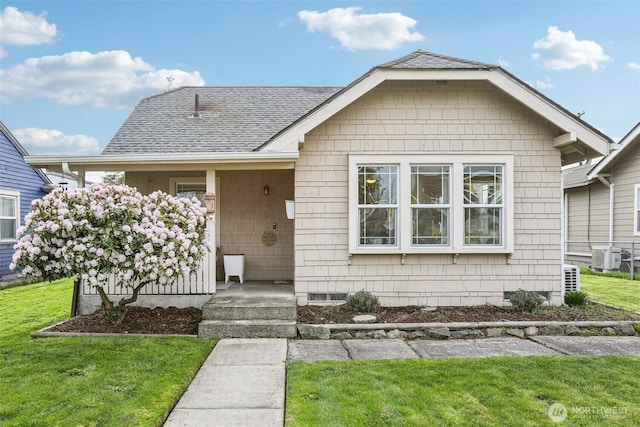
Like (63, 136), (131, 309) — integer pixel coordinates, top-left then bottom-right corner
(331, 331), (353, 340)
(617, 323), (637, 336)
(524, 326), (539, 336)
(387, 329), (408, 339)
(354, 331), (368, 339)
(298, 324), (330, 340)
(486, 328), (503, 337)
(408, 330), (426, 339)
(353, 314), (377, 324)
(368, 329), (387, 339)
(506, 328), (525, 338)
(565, 324), (581, 336)
(427, 327), (450, 340)
(540, 325), (565, 335)
(602, 327), (616, 335)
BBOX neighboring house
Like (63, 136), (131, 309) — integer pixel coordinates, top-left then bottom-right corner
(564, 123), (640, 271)
(0, 121), (52, 279)
(26, 50), (611, 313)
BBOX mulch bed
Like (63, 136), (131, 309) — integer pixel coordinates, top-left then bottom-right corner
(46, 302), (640, 335)
(48, 306), (202, 335)
(296, 303), (640, 324)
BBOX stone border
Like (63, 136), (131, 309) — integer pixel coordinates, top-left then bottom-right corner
(298, 321), (640, 340)
(31, 321), (198, 339)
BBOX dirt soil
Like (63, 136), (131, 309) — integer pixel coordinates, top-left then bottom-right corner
(47, 302), (640, 335)
(297, 302), (640, 325)
(49, 306), (202, 335)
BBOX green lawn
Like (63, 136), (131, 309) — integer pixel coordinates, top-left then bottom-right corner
(0, 278), (215, 427)
(287, 356), (640, 426)
(580, 270), (640, 312)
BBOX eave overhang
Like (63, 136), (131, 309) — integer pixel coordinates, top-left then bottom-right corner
(587, 122), (640, 180)
(25, 151), (300, 173)
(260, 68), (611, 164)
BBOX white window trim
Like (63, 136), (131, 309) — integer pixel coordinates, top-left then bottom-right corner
(0, 189), (20, 243)
(349, 153), (514, 255)
(169, 177), (220, 248)
(634, 183), (640, 236)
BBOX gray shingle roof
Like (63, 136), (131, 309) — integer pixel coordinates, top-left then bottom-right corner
(377, 50), (496, 70)
(102, 86), (342, 154)
(562, 162), (596, 189)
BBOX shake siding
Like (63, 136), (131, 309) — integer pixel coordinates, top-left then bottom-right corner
(127, 169), (295, 281)
(295, 80), (563, 306)
(0, 132), (47, 277)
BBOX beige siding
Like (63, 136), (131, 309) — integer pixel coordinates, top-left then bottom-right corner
(611, 142), (640, 242)
(126, 169), (295, 281)
(295, 80), (563, 306)
(565, 183), (610, 266)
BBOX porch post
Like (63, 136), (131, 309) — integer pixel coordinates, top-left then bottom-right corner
(206, 168), (217, 293)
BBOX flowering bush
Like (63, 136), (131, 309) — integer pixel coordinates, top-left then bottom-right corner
(11, 184), (209, 318)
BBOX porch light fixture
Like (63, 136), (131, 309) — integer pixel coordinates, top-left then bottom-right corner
(204, 192), (216, 214)
(263, 185), (270, 196)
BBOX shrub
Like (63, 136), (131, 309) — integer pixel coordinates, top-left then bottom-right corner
(509, 289), (543, 312)
(10, 185), (209, 318)
(346, 290), (381, 312)
(564, 291), (589, 307)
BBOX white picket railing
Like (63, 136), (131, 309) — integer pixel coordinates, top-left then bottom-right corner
(82, 249), (216, 296)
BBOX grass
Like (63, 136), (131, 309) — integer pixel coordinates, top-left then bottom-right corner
(580, 268), (640, 312)
(287, 357), (640, 426)
(0, 278), (215, 427)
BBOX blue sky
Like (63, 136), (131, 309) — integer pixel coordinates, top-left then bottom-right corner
(1, 0), (639, 157)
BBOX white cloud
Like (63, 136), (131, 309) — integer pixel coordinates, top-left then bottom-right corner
(626, 61), (640, 71)
(12, 128), (100, 155)
(532, 26), (611, 71)
(535, 76), (554, 90)
(497, 56), (509, 68)
(298, 7), (423, 51)
(0, 6), (57, 46)
(0, 50), (205, 108)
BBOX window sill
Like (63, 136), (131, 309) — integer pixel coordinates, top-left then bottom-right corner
(350, 247), (514, 255)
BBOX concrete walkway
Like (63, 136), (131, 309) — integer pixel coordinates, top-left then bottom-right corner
(164, 338), (287, 427)
(164, 336), (640, 426)
(288, 336), (640, 361)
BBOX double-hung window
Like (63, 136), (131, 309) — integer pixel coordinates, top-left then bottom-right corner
(349, 154), (513, 254)
(463, 165), (503, 246)
(357, 165), (398, 246)
(0, 190), (20, 242)
(411, 165), (450, 246)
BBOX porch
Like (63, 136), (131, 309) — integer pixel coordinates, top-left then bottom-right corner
(199, 281), (297, 338)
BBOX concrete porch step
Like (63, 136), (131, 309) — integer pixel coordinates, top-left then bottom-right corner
(202, 296), (297, 321)
(198, 319), (297, 339)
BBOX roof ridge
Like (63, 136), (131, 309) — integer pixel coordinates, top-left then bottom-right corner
(377, 49), (496, 69)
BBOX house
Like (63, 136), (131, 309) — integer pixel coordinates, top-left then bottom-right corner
(564, 123), (640, 272)
(0, 121), (52, 280)
(26, 50), (612, 313)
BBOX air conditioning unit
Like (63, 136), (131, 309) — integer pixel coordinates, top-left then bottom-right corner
(563, 264), (580, 292)
(591, 246), (622, 271)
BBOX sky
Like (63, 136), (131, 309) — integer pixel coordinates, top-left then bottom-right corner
(1, 0), (639, 159)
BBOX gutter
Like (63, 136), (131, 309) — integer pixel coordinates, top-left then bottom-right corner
(25, 151), (300, 167)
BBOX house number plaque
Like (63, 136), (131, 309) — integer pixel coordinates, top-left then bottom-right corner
(261, 231), (276, 247)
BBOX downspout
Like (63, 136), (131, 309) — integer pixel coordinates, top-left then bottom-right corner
(62, 162), (85, 187)
(560, 172), (566, 303)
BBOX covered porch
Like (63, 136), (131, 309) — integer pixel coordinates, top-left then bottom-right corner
(25, 154), (297, 315)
